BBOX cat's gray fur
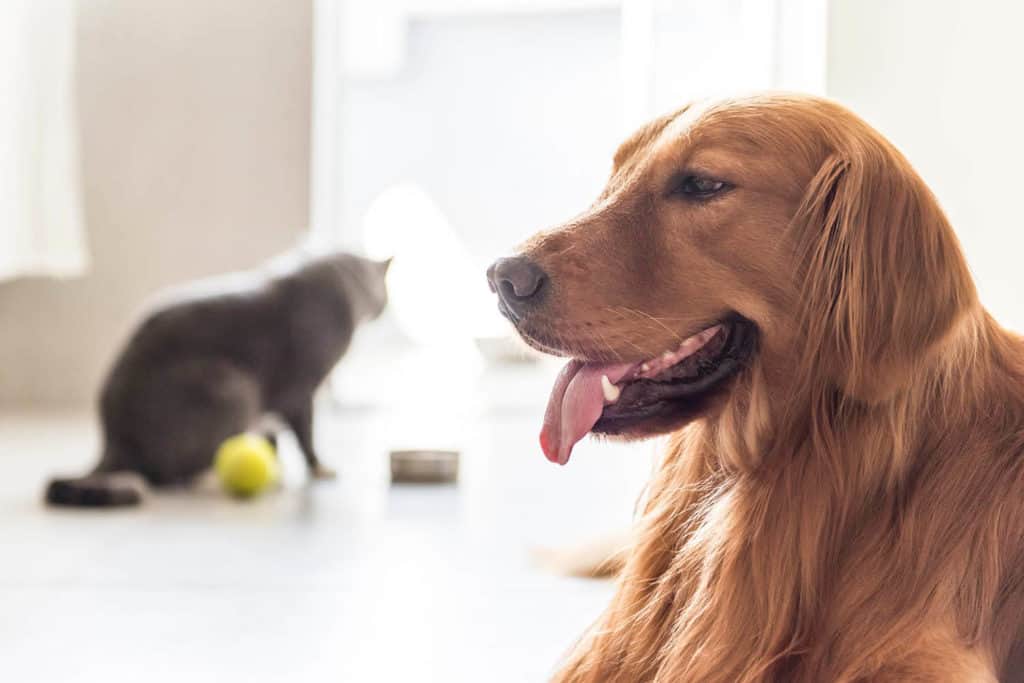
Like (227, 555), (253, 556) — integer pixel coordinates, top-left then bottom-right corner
(45, 250), (389, 507)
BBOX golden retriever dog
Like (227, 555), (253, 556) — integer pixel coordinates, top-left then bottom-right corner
(487, 94), (1024, 682)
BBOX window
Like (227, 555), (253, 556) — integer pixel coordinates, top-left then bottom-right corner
(312, 0), (826, 350)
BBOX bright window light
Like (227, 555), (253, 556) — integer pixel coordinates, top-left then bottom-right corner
(361, 183), (508, 347)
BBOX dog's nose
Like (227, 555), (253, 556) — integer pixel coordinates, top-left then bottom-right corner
(487, 256), (547, 310)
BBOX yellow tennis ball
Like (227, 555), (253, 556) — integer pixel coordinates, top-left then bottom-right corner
(214, 434), (278, 498)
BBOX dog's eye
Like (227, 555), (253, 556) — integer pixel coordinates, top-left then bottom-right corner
(673, 175), (728, 199)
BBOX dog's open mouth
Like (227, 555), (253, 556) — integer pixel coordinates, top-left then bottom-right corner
(540, 316), (756, 465)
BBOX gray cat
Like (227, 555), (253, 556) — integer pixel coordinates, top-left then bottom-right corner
(45, 250), (390, 507)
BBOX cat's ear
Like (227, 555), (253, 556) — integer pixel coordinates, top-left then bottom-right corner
(378, 257), (393, 274)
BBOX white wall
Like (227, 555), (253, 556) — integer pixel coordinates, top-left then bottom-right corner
(828, 0), (1024, 331)
(0, 0), (312, 407)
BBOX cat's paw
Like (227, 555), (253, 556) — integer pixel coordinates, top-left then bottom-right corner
(311, 465), (337, 481)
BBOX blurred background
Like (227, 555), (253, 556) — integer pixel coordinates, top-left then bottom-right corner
(1, 1), (1021, 681)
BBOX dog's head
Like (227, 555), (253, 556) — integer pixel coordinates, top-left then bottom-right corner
(488, 94), (975, 465)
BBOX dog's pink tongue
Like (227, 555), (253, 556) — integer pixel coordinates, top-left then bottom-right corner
(540, 361), (635, 465)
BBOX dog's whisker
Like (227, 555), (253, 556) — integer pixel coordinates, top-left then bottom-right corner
(617, 307), (685, 345)
(591, 329), (624, 363)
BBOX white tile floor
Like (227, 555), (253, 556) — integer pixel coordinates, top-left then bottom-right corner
(0, 353), (657, 683)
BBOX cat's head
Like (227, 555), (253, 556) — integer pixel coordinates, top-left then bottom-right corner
(330, 253), (391, 323)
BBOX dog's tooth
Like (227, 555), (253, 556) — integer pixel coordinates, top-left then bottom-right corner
(640, 362), (650, 373)
(601, 375), (621, 403)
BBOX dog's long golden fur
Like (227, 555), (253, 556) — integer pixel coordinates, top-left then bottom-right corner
(515, 95), (1024, 681)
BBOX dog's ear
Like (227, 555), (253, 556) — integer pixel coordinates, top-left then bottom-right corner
(791, 143), (975, 402)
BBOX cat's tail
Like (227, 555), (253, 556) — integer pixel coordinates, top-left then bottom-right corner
(44, 469), (146, 507)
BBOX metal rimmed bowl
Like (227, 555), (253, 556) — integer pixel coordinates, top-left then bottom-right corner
(389, 449), (460, 484)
